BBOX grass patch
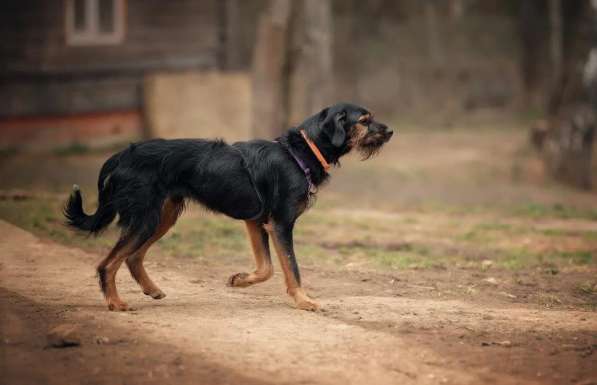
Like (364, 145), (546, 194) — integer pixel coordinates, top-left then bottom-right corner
(0, 146), (19, 158)
(550, 250), (593, 265)
(457, 222), (517, 242)
(314, 238), (448, 269)
(576, 281), (597, 295)
(496, 248), (537, 270)
(53, 142), (90, 156)
(514, 203), (597, 221)
(582, 231), (597, 241)
(52, 141), (131, 158)
(496, 248), (595, 270)
(158, 215), (246, 259)
(0, 195), (117, 250)
(1, 195), (595, 273)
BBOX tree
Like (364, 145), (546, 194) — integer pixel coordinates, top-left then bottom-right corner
(250, 0), (291, 139)
(535, 0), (596, 189)
(251, 0), (333, 138)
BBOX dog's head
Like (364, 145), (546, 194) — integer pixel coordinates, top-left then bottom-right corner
(306, 103), (393, 160)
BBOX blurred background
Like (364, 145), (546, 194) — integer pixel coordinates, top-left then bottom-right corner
(1, 0), (596, 294)
(1, 2), (596, 383)
(0, 0), (596, 189)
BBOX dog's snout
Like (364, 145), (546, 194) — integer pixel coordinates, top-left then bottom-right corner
(380, 124), (393, 141)
(380, 124), (393, 136)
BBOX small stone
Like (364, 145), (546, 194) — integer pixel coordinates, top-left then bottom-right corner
(95, 336), (110, 345)
(46, 324), (80, 348)
(481, 260), (494, 270)
(484, 277), (498, 285)
(499, 291), (517, 299)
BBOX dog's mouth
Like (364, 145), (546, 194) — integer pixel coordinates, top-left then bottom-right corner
(350, 126), (393, 160)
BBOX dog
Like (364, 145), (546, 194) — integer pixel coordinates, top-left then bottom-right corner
(64, 102), (393, 311)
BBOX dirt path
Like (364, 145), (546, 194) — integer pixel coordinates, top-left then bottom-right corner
(1, 220), (595, 385)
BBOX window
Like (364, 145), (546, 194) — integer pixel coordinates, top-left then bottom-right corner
(65, 0), (125, 45)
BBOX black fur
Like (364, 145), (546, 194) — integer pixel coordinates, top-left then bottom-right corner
(65, 102), (392, 284)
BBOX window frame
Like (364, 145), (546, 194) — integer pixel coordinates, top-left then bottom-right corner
(65, 0), (126, 46)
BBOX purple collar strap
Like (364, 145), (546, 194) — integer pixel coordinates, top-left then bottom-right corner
(275, 141), (317, 194)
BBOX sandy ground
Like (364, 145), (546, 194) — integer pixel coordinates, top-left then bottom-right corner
(1, 220), (595, 385)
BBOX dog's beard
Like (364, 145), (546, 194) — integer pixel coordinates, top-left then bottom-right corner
(356, 142), (384, 160)
(349, 126), (387, 160)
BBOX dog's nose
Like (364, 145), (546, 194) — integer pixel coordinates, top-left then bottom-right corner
(382, 125), (393, 136)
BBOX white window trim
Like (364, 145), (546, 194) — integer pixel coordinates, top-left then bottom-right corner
(65, 0), (126, 46)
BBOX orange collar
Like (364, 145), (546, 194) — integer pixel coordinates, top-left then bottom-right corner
(300, 129), (331, 172)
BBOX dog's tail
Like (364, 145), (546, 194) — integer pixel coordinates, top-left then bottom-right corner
(64, 154), (119, 234)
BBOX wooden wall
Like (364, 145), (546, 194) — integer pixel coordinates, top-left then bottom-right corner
(0, 0), (220, 117)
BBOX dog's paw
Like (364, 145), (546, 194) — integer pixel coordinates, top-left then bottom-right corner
(296, 299), (320, 311)
(291, 290), (320, 311)
(107, 300), (131, 311)
(145, 289), (166, 300)
(227, 272), (251, 287)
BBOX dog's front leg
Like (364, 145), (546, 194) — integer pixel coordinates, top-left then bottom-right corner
(265, 221), (320, 311)
(227, 220), (274, 287)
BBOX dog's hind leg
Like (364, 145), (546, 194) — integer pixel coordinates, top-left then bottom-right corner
(97, 235), (138, 311)
(265, 221), (319, 311)
(126, 197), (183, 299)
(227, 220), (273, 287)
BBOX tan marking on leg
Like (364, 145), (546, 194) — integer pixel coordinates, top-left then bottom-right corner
(126, 198), (183, 299)
(267, 222), (319, 311)
(228, 220), (273, 287)
(98, 236), (137, 311)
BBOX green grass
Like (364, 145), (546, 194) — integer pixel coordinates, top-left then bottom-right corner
(0, 146), (19, 158)
(158, 215), (247, 259)
(457, 222), (517, 242)
(496, 248), (594, 270)
(514, 203), (597, 221)
(550, 250), (593, 265)
(0, 195), (118, 250)
(52, 140), (131, 158)
(53, 142), (90, 156)
(0, 195), (595, 273)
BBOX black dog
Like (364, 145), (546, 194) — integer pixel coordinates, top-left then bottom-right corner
(64, 102), (393, 311)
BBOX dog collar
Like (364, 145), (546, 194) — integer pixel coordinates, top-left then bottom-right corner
(285, 145), (317, 194)
(274, 140), (317, 194)
(300, 129), (331, 172)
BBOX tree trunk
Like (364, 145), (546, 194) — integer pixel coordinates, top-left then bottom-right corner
(538, 1), (596, 190)
(424, 0), (442, 67)
(519, 0), (546, 109)
(221, 0), (242, 71)
(251, 0), (291, 139)
(546, 0), (565, 114)
(287, 0), (334, 124)
(548, 0), (563, 88)
(449, 0), (465, 21)
(251, 0), (333, 136)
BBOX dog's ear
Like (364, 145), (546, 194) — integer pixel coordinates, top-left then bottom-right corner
(322, 110), (347, 147)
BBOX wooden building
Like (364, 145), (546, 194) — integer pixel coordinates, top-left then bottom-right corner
(0, 0), (260, 147)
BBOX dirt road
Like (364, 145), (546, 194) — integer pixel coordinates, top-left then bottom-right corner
(1, 220), (595, 385)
